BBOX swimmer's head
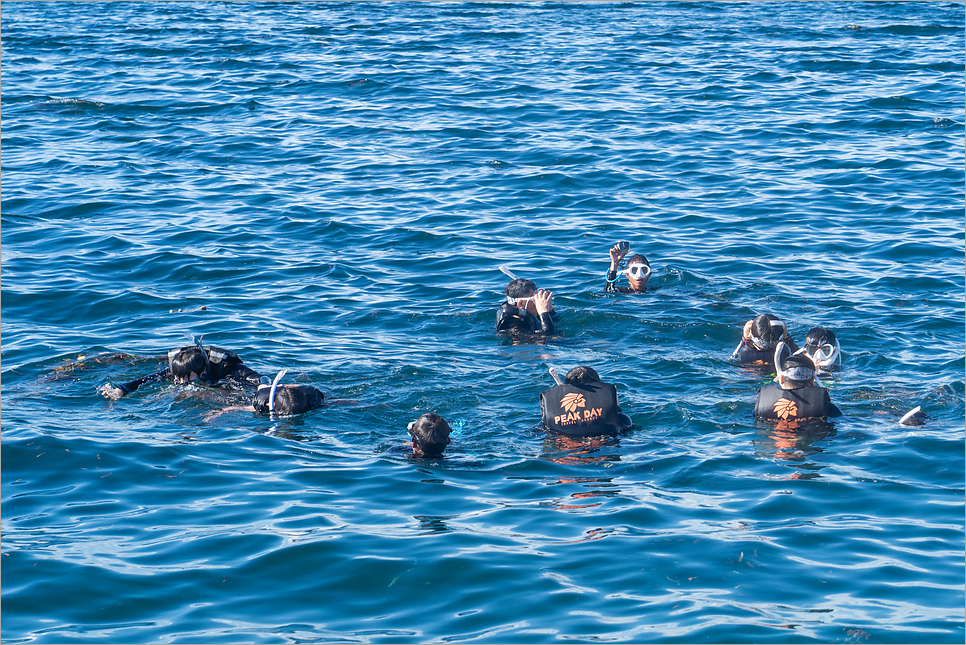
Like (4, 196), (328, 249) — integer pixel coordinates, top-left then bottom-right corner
(564, 366), (601, 385)
(749, 314), (786, 351)
(804, 327), (840, 367)
(777, 353), (816, 390)
(505, 278), (540, 314)
(408, 413), (452, 457)
(253, 384), (325, 415)
(169, 346), (209, 384)
(505, 278), (537, 301)
(623, 253), (651, 290)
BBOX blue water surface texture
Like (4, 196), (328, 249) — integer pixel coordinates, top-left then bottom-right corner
(2, 1), (964, 643)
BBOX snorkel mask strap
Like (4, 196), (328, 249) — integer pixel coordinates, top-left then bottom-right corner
(192, 335), (211, 382)
(268, 369), (287, 414)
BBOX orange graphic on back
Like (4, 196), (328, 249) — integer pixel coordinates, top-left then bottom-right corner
(773, 398), (798, 420)
(560, 393), (586, 413)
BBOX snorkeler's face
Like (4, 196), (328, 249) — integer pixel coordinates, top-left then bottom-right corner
(175, 370), (204, 385)
(625, 265), (650, 291)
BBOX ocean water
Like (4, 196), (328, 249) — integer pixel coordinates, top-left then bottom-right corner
(2, 1), (964, 643)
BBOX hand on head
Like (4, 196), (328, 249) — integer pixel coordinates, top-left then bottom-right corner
(532, 288), (552, 314)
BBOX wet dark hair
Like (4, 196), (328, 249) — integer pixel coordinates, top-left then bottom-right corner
(505, 278), (536, 299)
(564, 366), (601, 385)
(625, 253), (649, 267)
(170, 347), (208, 382)
(750, 313), (785, 350)
(409, 413), (452, 457)
(253, 385), (325, 415)
(805, 326), (837, 349)
(780, 354), (816, 389)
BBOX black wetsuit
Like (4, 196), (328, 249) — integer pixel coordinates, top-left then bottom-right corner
(115, 346), (263, 396)
(540, 382), (626, 436)
(734, 338), (800, 368)
(495, 302), (557, 336)
(755, 384), (842, 421)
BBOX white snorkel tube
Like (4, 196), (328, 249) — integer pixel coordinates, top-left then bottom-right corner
(268, 369), (288, 414)
(549, 366), (564, 386)
(775, 341), (822, 387)
(499, 266), (520, 281)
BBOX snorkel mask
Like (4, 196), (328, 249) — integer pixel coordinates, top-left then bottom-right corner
(805, 337), (841, 368)
(774, 342), (816, 383)
(168, 335), (211, 384)
(625, 263), (651, 279)
(750, 319), (786, 351)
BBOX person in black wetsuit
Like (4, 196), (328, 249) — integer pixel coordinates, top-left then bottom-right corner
(495, 278), (557, 336)
(755, 346), (842, 424)
(604, 241), (651, 294)
(733, 313), (799, 368)
(540, 366), (633, 437)
(98, 342), (263, 400)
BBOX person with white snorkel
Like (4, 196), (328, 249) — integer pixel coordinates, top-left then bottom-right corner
(604, 241), (651, 294)
(250, 370), (325, 416)
(754, 342), (842, 423)
(495, 266), (558, 336)
(733, 313), (799, 369)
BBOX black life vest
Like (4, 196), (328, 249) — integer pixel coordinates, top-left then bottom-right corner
(496, 303), (539, 333)
(755, 384), (831, 421)
(540, 382), (621, 436)
(736, 343), (776, 367)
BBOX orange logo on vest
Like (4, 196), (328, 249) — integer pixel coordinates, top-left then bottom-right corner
(560, 392), (586, 413)
(773, 398), (798, 420)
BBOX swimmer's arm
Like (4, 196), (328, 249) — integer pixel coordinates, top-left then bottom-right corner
(232, 364), (265, 386)
(783, 332), (800, 354)
(533, 289), (555, 335)
(100, 367), (171, 399)
(203, 405), (254, 422)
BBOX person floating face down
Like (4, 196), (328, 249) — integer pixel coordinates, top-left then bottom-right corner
(99, 343), (264, 400)
(540, 366), (634, 437)
(495, 278), (557, 336)
(605, 242), (651, 294)
(755, 343), (842, 425)
(733, 313), (799, 368)
(407, 413), (453, 457)
(251, 373), (326, 416)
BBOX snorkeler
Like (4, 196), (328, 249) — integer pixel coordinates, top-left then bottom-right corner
(540, 366), (633, 437)
(495, 277), (557, 336)
(755, 343), (842, 422)
(801, 326), (841, 370)
(98, 340), (264, 400)
(407, 413), (453, 457)
(733, 313), (799, 368)
(251, 371), (326, 416)
(604, 241), (651, 293)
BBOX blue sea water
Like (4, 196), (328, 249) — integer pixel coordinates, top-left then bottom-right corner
(2, 1), (964, 643)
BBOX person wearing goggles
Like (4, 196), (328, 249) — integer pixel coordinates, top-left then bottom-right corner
(406, 413), (453, 458)
(755, 343), (842, 424)
(99, 341), (264, 400)
(496, 278), (557, 336)
(733, 313), (799, 368)
(605, 241), (651, 294)
(802, 326), (841, 370)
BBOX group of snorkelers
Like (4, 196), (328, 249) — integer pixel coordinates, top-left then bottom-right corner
(99, 241), (923, 458)
(99, 338), (454, 457)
